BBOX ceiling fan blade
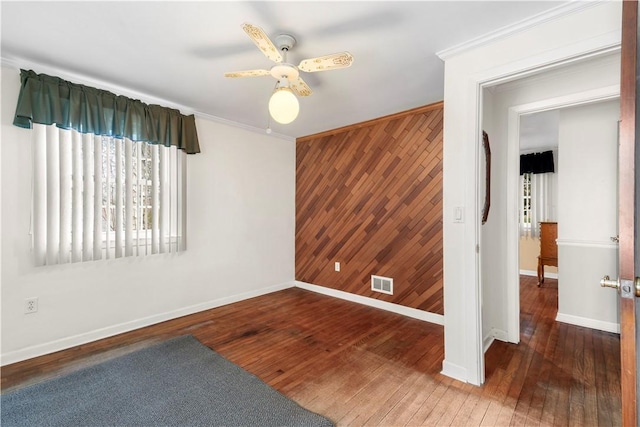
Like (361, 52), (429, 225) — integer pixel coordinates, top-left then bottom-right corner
(290, 76), (313, 97)
(241, 23), (282, 63)
(224, 69), (271, 78)
(298, 52), (354, 73)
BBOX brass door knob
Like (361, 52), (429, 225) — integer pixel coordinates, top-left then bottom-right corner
(600, 275), (620, 290)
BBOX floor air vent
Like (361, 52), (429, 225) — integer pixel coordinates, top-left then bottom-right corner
(371, 275), (393, 295)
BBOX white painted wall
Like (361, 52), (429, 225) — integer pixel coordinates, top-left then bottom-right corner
(1, 66), (296, 365)
(557, 101), (619, 243)
(556, 100), (619, 333)
(440, 1), (621, 385)
(480, 88), (502, 351)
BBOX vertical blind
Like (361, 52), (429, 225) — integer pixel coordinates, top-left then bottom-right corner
(32, 123), (186, 266)
(519, 172), (554, 239)
(519, 150), (556, 238)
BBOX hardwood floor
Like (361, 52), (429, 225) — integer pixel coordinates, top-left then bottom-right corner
(1, 276), (621, 425)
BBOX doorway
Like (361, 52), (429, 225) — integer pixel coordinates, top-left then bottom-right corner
(517, 110), (559, 286)
(479, 52), (621, 368)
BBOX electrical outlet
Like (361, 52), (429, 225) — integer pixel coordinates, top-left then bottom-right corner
(25, 297), (38, 314)
(335, 262), (340, 272)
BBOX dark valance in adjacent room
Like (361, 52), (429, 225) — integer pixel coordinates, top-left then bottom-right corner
(520, 150), (554, 175)
(13, 69), (201, 154)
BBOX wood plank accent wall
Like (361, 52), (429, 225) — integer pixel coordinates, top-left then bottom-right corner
(295, 102), (444, 314)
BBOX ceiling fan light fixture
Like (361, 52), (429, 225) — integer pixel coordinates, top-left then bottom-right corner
(269, 82), (299, 124)
(225, 23), (354, 126)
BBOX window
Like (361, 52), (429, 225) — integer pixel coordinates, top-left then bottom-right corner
(14, 69), (199, 266)
(32, 123), (186, 266)
(521, 172), (532, 232)
(519, 150), (556, 238)
(519, 171), (554, 239)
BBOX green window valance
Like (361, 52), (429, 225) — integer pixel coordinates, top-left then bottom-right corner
(13, 69), (200, 154)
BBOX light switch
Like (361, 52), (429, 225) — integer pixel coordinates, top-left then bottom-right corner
(454, 207), (464, 223)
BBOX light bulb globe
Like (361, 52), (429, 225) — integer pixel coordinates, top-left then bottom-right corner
(269, 88), (299, 124)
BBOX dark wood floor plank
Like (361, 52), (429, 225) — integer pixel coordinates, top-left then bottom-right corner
(360, 369), (425, 426)
(569, 326), (586, 426)
(450, 390), (484, 426)
(583, 329), (599, 426)
(406, 375), (454, 425)
(1, 277), (622, 426)
(554, 322), (576, 425)
(377, 372), (441, 425)
(602, 325), (623, 426)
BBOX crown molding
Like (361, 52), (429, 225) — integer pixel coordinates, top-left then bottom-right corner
(1, 56), (295, 142)
(1, 56), (196, 112)
(193, 111), (295, 142)
(436, 1), (604, 61)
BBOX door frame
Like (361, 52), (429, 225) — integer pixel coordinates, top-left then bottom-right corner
(503, 85), (620, 343)
(440, 2), (622, 386)
(466, 47), (622, 385)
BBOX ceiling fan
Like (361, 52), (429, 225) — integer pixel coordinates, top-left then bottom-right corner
(224, 23), (354, 125)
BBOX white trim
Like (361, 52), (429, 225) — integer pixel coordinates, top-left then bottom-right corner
(483, 327), (510, 353)
(519, 269), (558, 279)
(0, 58), (295, 142)
(472, 40), (620, 93)
(0, 282), (294, 366)
(492, 328), (509, 343)
(556, 312), (620, 334)
(507, 85), (620, 116)
(483, 334), (495, 354)
(441, 360), (468, 383)
(436, 2), (601, 60)
(493, 51), (621, 95)
(556, 238), (618, 249)
(293, 280), (444, 326)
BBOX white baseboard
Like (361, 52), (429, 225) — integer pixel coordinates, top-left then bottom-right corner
(520, 269), (558, 279)
(441, 360), (468, 383)
(483, 335), (495, 354)
(1, 282), (294, 366)
(292, 280), (444, 326)
(483, 328), (509, 353)
(556, 238), (618, 249)
(556, 312), (620, 334)
(493, 328), (509, 343)
(4, 280), (447, 366)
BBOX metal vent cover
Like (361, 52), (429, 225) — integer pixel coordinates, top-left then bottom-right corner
(371, 275), (393, 295)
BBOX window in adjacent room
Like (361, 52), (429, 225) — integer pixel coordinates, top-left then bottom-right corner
(519, 150), (556, 239)
(520, 172), (532, 233)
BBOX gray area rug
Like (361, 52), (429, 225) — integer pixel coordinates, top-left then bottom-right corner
(1, 335), (334, 426)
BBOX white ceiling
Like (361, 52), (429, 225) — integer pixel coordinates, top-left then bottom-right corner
(519, 110), (560, 153)
(1, 1), (572, 139)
